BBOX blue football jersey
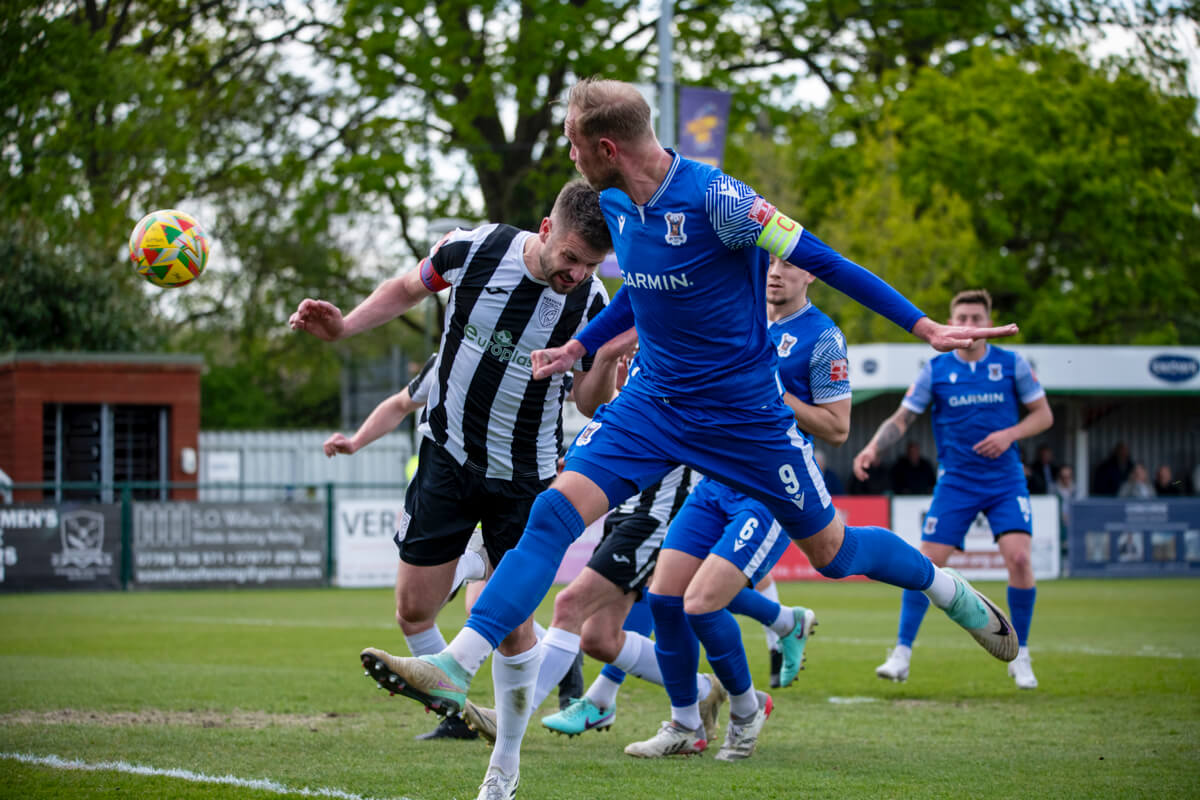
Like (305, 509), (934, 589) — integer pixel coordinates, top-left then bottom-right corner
(768, 301), (851, 410)
(600, 151), (922, 410)
(901, 345), (1044, 487)
(601, 155), (778, 408)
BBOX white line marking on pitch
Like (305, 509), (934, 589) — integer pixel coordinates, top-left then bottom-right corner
(0, 752), (413, 800)
(817, 636), (1191, 660)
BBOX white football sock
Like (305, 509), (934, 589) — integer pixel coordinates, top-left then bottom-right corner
(670, 702), (702, 732)
(696, 673), (712, 702)
(608, 632), (663, 685)
(532, 621), (547, 641)
(584, 673), (622, 710)
(488, 644), (544, 776)
(403, 625), (447, 657)
(531, 627), (581, 709)
(768, 605), (796, 637)
(925, 567), (959, 608)
(759, 581), (781, 650)
(729, 686), (759, 720)
(445, 627), (494, 676)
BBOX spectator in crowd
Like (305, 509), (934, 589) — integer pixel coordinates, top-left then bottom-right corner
(1153, 464), (1187, 496)
(814, 449), (846, 496)
(1054, 465), (1081, 529)
(1027, 444), (1059, 495)
(1092, 442), (1133, 496)
(1118, 463), (1155, 499)
(890, 440), (937, 495)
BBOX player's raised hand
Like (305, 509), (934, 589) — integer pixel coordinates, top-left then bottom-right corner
(289, 299), (345, 342)
(852, 444), (879, 482)
(532, 339), (587, 380)
(911, 317), (1018, 353)
(323, 433), (356, 457)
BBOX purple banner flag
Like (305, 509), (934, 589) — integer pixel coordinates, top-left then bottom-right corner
(677, 86), (733, 167)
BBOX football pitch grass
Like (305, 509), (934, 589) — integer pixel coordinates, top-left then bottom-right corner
(1, 579), (1197, 799)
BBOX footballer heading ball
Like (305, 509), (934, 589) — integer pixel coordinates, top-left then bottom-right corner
(129, 209), (209, 288)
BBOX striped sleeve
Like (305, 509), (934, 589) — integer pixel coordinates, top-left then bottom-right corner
(809, 328), (851, 404)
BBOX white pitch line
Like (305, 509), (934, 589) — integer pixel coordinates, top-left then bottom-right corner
(0, 752), (414, 800)
(814, 636), (1192, 660)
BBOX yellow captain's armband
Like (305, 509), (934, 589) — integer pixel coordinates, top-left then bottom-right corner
(753, 200), (804, 258)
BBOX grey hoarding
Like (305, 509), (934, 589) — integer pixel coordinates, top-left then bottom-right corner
(0, 504), (122, 592)
(1068, 499), (1200, 577)
(132, 502), (326, 589)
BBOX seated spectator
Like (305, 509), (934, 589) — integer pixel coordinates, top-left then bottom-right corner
(1117, 463), (1155, 499)
(814, 449), (846, 496)
(1092, 442), (1133, 496)
(890, 441), (936, 495)
(1027, 444), (1059, 494)
(1154, 464), (1186, 496)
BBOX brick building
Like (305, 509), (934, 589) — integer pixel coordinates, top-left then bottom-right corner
(0, 353), (203, 502)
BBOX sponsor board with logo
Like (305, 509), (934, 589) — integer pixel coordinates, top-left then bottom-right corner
(0, 504), (121, 592)
(891, 495), (1061, 580)
(1068, 498), (1200, 578)
(333, 498), (403, 587)
(131, 502), (325, 589)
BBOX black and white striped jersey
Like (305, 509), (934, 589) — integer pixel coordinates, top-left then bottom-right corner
(613, 465), (701, 531)
(416, 223), (609, 481)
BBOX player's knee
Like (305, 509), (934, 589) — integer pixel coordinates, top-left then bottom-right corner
(682, 585), (723, 616)
(552, 587), (588, 630)
(580, 627), (621, 663)
(395, 593), (437, 626)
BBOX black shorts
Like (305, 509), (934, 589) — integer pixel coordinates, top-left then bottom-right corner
(586, 510), (669, 597)
(395, 437), (552, 567)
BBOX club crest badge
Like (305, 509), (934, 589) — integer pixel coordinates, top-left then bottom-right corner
(777, 333), (798, 358)
(53, 510), (107, 569)
(989, 363), (1003, 381)
(664, 212), (687, 246)
(537, 295), (563, 327)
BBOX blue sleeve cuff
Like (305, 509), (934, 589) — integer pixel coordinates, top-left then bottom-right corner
(576, 284), (634, 355)
(789, 232), (925, 332)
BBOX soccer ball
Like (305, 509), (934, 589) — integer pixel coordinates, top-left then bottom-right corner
(128, 209), (209, 288)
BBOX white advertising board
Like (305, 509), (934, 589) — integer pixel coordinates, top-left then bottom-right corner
(334, 498), (402, 588)
(890, 494), (1061, 580)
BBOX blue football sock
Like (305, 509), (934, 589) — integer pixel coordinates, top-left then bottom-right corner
(647, 592), (700, 707)
(465, 489), (583, 647)
(897, 589), (931, 648)
(816, 525), (934, 590)
(687, 608), (753, 697)
(600, 663), (626, 685)
(1007, 585), (1036, 646)
(726, 586), (781, 627)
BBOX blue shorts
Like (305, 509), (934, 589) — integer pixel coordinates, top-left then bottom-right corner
(565, 386), (836, 541)
(662, 478), (791, 585)
(921, 480), (1033, 548)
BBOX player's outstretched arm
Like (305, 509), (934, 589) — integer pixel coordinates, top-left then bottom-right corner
(852, 405), (917, 481)
(322, 388), (423, 457)
(290, 269), (432, 342)
(911, 317), (1019, 353)
(289, 299), (345, 342)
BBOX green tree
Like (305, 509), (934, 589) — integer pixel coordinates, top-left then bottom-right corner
(891, 47), (1200, 343)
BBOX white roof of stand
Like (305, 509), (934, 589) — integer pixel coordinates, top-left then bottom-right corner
(846, 344), (1200, 397)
